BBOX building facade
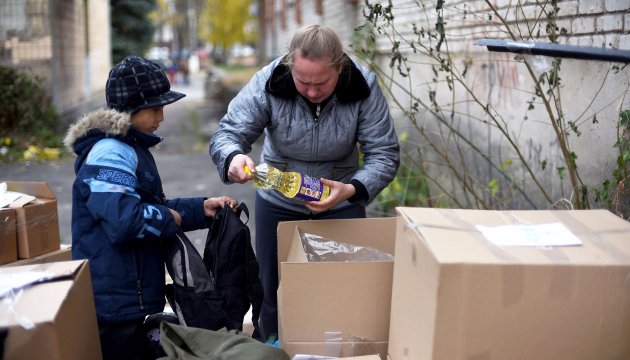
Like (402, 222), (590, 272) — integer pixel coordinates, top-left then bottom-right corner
(1, 0), (111, 119)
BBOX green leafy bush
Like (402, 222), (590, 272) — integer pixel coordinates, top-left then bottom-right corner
(0, 66), (64, 162)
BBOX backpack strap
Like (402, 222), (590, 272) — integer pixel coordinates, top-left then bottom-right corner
(236, 203), (249, 225)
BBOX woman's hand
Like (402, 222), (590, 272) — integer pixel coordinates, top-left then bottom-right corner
(304, 178), (356, 214)
(204, 196), (238, 217)
(228, 154), (256, 184)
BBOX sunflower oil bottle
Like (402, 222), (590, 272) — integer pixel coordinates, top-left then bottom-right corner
(244, 163), (330, 201)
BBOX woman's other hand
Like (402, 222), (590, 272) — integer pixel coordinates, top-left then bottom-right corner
(304, 178), (356, 214)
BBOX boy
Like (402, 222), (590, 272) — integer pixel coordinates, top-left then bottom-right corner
(64, 55), (237, 360)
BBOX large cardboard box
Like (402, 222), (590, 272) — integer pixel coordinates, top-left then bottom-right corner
(388, 207), (630, 360)
(4, 181), (61, 258)
(0, 209), (18, 264)
(0, 260), (102, 360)
(277, 217), (396, 359)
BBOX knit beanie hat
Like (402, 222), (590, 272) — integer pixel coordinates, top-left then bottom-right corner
(106, 55), (185, 114)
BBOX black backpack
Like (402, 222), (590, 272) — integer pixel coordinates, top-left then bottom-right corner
(164, 228), (226, 331)
(203, 203), (264, 340)
(163, 203), (263, 338)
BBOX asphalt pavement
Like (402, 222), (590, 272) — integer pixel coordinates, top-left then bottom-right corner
(1, 71), (261, 251)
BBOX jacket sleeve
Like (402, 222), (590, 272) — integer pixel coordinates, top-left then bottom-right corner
(78, 138), (178, 243)
(165, 197), (208, 232)
(209, 64), (274, 184)
(352, 70), (401, 204)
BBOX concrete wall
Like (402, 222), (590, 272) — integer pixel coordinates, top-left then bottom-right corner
(259, 0), (630, 210)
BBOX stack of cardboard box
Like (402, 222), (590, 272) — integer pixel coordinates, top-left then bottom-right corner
(0, 182), (101, 359)
(0, 181), (71, 267)
(277, 208), (630, 359)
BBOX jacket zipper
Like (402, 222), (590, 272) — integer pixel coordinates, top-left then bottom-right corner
(314, 104), (321, 125)
(313, 104), (321, 164)
(134, 250), (144, 310)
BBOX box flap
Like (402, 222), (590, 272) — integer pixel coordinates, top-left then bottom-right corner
(5, 181), (56, 200)
(285, 225), (309, 265)
(396, 207), (630, 265)
(278, 217), (396, 273)
(0, 261), (85, 327)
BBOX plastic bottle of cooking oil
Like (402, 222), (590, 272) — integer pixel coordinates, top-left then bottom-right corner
(244, 163), (330, 202)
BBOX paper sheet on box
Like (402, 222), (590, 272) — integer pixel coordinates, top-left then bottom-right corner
(0, 182), (37, 209)
(476, 222), (582, 247)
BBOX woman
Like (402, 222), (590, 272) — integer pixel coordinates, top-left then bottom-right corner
(210, 24), (400, 342)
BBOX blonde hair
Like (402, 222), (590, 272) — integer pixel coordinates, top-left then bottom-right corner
(283, 24), (347, 69)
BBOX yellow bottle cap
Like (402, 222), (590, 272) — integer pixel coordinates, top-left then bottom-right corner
(244, 165), (251, 176)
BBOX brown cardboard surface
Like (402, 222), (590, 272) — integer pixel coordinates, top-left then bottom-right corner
(4, 181), (61, 258)
(277, 217), (396, 351)
(0, 209), (18, 264)
(2, 244), (71, 267)
(282, 341), (387, 359)
(388, 208), (630, 360)
(0, 260), (102, 360)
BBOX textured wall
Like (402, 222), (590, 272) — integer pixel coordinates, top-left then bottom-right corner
(259, 0), (630, 209)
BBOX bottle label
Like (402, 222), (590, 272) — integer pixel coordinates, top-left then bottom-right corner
(295, 175), (325, 201)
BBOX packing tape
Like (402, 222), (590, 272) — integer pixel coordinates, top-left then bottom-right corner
(466, 350), (491, 360)
(407, 209), (525, 306)
(503, 211), (575, 301)
(503, 211), (575, 267)
(552, 211), (630, 263)
(322, 332), (378, 358)
(0, 213), (16, 236)
(15, 205), (57, 231)
(324, 331), (342, 357)
(348, 335), (377, 357)
(440, 209), (522, 264)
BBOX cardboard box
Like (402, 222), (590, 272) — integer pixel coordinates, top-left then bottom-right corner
(2, 244), (72, 267)
(388, 208), (630, 360)
(291, 354), (381, 360)
(277, 217), (396, 359)
(0, 260), (102, 360)
(283, 342), (388, 359)
(0, 208), (18, 264)
(4, 181), (61, 258)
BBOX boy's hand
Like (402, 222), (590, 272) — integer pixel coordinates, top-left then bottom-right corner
(169, 209), (182, 227)
(204, 196), (238, 217)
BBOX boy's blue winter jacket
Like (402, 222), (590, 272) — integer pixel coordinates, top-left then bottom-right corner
(64, 108), (208, 323)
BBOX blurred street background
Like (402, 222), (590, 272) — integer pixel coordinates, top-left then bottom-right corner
(1, 71), (262, 250)
(2, 0), (629, 230)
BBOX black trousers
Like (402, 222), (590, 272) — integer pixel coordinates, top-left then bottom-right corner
(98, 317), (153, 360)
(254, 193), (366, 342)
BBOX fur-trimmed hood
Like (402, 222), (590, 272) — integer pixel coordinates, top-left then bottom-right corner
(64, 108), (131, 151)
(65, 108), (162, 173)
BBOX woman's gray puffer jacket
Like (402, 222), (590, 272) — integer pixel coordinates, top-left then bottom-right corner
(209, 55), (400, 214)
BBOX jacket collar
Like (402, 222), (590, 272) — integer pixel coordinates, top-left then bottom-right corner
(265, 54), (371, 103)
